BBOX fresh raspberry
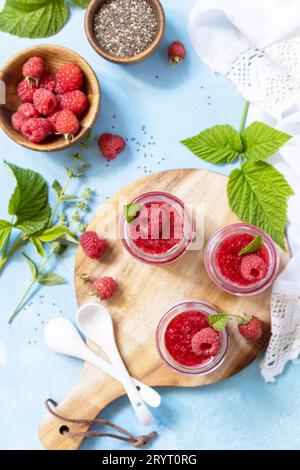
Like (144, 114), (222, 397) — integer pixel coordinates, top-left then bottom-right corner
(60, 90), (88, 115)
(33, 89), (57, 116)
(191, 327), (221, 357)
(54, 82), (65, 95)
(17, 103), (40, 119)
(11, 111), (26, 132)
(168, 41), (186, 65)
(92, 277), (116, 300)
(22, 56), (45, 82)
(55, 110), (80, 141)
(98, 133), (126, 160)
(39, 73), (56, 92)
(47, 110), (61, 132)
(17, 79), (37, 103)
(21, 118), (52, 143)
(80, 231), (107, 259)
(238, 316), (263, 340)
(240, 254), (268, 282)
(55, 62), (83, 93)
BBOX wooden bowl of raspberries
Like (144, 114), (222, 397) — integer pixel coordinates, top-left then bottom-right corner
(0, 45), (101, 152)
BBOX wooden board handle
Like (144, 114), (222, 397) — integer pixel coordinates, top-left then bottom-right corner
(39, 374), (124, 450)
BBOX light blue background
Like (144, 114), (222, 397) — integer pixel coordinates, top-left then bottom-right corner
(0, 0), (299, 451)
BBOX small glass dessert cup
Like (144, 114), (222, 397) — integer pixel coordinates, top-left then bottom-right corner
(120, 191), (194, 265)
(156, 300), (229, 376)
(204, 223), (279, 296)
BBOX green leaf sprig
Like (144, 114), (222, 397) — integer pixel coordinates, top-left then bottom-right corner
(123, 203), (141, 223)
(239, 234), (264, 256)
(181, 101), (294, 249)
(1, 140), (95, 323)
(207, 312), (252, 331)
(0, 0), (90, 39)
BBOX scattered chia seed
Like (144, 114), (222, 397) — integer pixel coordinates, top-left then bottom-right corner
(93, 0), (158, 58)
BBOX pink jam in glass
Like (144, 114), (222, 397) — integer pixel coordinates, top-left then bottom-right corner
(205, 223), (279, 296)
(121, 192), (194, 265)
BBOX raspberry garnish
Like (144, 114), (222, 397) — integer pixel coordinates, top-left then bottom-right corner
(17, 103), (40, 119)
(60, 90), (88, 116)
(55, 110), (80, 141)
(11, 111), (26, 132)
(22, 56), (45, 83)
(98, 133), (126, 160)
(33, 88), (57, 116)
(168, 41), (186, 65)
(80, 231), (107, 259)
(55, 62), (83, 93)
(39, 73), (56, 92)
(191, 327), (221, 357)
(17, 79), (37, 103)
(92, 277), (116, 300)
(238, 316), (263, 340)
(21, 118), (52, 143)
(240, 254), (268, 282)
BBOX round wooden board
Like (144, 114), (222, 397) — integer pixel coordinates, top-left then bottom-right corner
(39, 169), (289, 450)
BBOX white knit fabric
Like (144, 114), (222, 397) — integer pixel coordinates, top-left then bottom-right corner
(189, 0), (300, 382)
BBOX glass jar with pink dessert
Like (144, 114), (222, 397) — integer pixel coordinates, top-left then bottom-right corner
(120, 191), (194, 265)
(156, 300), (229, 376)
(204, 223), (279, 296)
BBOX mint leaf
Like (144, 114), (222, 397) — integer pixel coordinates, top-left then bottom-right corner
(5, 161), (51, 234)
(181, 125), (243, 164)
(0, 0), (69, 38)
(207, 313), (229, 332)
(52, 180), (62, 197)
(124, 203), (141, 223)
(70, 0), (89, 7)
(30, 236), (45, 256)
(239, 234), (264, 255)
(37, 272), (65, 286)
(242, 122), (292, 162)
(22, 252), (38, 278)
(0, 220), (12, 249)
(228, 161), (293, 249)
(38, 225), (69, 243)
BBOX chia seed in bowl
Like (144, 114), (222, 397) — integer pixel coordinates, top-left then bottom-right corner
(93, 0), (158, 58)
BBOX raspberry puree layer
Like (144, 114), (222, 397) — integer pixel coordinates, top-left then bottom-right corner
(164, 311), (221, 367)
(215, 233), (269, 286)
(129, 201), (184, 255)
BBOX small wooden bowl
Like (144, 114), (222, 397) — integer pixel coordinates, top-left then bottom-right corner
(0, 45), (101, 152)
(85, 0), (165, 64)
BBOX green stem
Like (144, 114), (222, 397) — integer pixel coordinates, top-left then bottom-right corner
(48, 176), (73, 227)
(8, 254), (51, 324)
(0, 235), (27, 271)
(239, 100), (250, 134)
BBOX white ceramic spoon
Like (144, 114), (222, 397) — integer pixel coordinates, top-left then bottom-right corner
(76, 303), (154, 426)
(44, 317), (161, 408)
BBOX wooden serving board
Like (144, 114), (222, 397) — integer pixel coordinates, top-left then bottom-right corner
(39, 169), (289, 450)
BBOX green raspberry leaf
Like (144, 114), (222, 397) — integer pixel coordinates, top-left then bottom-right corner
(69, 0), (90, 7)
(207, 313), (229, 332)
(228, 161), (294, 249)
(0, 220), (12, 249)
(37, 272), (65, 286)
(0, 0), (69, 38)
(52, 180), (63, 198)
(38, 225), (70, 243)
(181, 125), (243, 164)
(239, 234), (264, 256)
(22, 252), (38, 279)
(30, 236), (45, 257)
(124, 203), (141, 224)
(242, 122), (292, 162)
(5, 161), (51, 234)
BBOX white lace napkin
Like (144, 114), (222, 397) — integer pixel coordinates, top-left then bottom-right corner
(189, 0), (300, 382)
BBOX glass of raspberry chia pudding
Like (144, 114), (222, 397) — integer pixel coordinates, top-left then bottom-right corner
(204, 223), (279, 296)
(156, 300), (229, 376)
(120, 191), (194, 265)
